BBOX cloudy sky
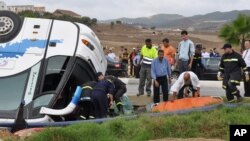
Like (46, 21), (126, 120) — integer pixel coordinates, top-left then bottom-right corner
(4, 0), (250, 20)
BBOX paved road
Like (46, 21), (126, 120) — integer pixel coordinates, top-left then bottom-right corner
(120, 78), (245, 97)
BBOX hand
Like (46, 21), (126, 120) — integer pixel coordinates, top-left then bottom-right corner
(245, 71), (249, 82)
(217, 72), (223, 81)
(188, 63), (192, 69)
(168, 78), (172, 84)
(154, 80), (159, 87)
(171, 92), (177, 102)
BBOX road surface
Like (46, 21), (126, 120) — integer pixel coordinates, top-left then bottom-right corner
(120, 78), (244, 96)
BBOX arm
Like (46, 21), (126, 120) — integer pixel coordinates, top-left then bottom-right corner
(188, 42), (195, 68)
(172, 47), (176, 65)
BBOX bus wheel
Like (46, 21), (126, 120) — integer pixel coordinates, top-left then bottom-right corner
(0, 11), (22, 43)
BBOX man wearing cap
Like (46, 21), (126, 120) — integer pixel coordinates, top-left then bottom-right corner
(217, 43), (249, 103)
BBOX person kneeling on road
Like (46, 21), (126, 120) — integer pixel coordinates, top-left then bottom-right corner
(171, 71), (200, 100)
(78, 81), (96, 120)
(99, 75), (127, 115)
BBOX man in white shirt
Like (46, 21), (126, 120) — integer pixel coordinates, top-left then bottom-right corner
(201, 47), (210, 58)
(171, 71), (200, 100)
(108, 48), (116, 60)
(242, 40), (250, 97)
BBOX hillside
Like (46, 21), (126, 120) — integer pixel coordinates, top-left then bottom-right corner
(91, 24), (224, 54)
(101, 10), (250, 31)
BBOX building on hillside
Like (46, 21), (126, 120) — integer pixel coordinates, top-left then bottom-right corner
(53, 9), (82, 18)
(34, 6), (45, 13)
(7, 5), (45, 13)
(0, 1), (7, 10)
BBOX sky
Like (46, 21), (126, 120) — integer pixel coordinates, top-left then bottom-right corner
(3, 0), (250, 20)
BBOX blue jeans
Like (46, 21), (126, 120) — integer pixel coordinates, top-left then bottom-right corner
(178, 60), (189, 74)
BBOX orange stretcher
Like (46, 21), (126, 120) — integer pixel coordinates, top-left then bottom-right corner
(152, 96), (223, 112)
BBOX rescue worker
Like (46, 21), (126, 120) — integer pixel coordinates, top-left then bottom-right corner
(217, 43), (249, 103)
(78, 81), (96, 120)
(191, 44), (204, 79)
(99, 75), (127, 114)
(243, 40), (250, 97)
(91, 72), (115, 118)
(171, 71), (200, 100)
(137, 39), (158, 96)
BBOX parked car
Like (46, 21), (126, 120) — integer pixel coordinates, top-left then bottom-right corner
(105, 56), (127, 77)
(171, 57), (221, 80)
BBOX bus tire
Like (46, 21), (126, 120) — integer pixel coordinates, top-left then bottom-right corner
(0, 11), (22, 43)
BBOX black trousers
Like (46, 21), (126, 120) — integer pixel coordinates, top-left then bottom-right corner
(130, 61), (134, 75)
(114, 85), (127, 104)
(244, 67), (250, 97)
(78, 100), (95, 119)
(223, 74), (241, 101)
(134, 65), (141, 78)
(177, 84), (197, 99)
(153, 75), (168, 103)
(91, 90), (108, 118)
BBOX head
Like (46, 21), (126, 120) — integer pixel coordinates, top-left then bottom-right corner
(162, 38), (169, 47)
(133, 48), (136, 52)
(124, 48), (127, 52)
(120, 46), (124, 50)
(202, 48), (206, 53)
(158, 49), (164, 61)
(222, 43), (233, 54)
(145, 38), (152, 48)
(109, 48), (113, 53)
(245, 40), (250, 49)
(181, 30), (188, 41)
(96, 72), (104, 81)
(183, 72), (191, 82)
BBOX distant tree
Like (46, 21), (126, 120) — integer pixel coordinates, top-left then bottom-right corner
(150, 26), (156, 30)
(116, 20), (122, 24)
(110, 21), (115, 29)
(219, 14), (250, 51)
(91, 18), (98, 25)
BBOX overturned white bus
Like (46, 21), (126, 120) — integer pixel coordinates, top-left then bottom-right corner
(0, 11), (107, 126)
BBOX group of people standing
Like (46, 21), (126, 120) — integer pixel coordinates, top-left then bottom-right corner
(136, 30), (250, 105)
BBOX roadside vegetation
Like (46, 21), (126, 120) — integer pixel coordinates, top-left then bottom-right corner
(14, 104), (248, 141)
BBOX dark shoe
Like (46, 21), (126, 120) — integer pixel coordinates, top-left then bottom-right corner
(237, 97), (243, 103)
(228, 99), (236, 103)
(137, 93), (143, 96)
(146, 92), (151, 97)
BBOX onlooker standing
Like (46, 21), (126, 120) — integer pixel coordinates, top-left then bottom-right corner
(151, 50), (171, 104)
(133, 49), (141, 78)
(108, 48), (116, 60)
(242, 40), (250, 97)
(129, 48), (137, 76)
(122, 48), (129, 77)
(176, 30), (195, 74)
(137, 39), (158, 96)
(201, 47), (210, 58)
(161, 38), (176, 66)
(191, 46), (204, 79)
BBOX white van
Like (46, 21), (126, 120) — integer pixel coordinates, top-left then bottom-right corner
(0, 11), (107, 125)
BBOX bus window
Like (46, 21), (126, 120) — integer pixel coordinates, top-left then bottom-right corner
(42, 56), (69, 92)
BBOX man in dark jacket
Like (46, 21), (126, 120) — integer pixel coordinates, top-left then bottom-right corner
(78, 81), (96, 120)
(217, 43), (249, 103)
(92, 72), (115, 118)
(99, 75), (127, 114)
